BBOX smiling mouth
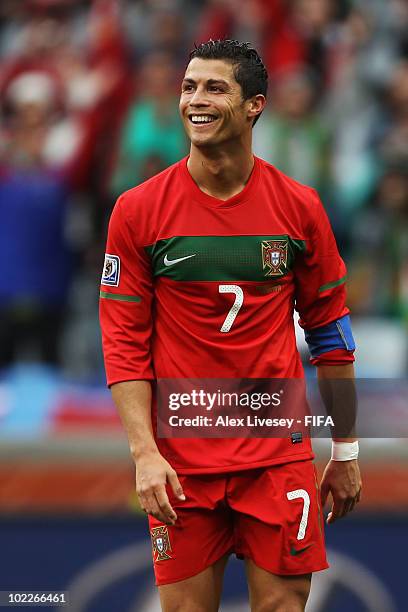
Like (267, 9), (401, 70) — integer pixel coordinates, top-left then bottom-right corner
(189, 114), (218, 125)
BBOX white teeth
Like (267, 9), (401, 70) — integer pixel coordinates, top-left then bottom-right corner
(191, 115), (215, 123)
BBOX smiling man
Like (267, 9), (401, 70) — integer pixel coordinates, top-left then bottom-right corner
(100, 40), (361, 612)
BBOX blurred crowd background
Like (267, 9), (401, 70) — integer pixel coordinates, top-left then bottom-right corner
(0, 0), (407, 378)
(0, 3), (407, 609)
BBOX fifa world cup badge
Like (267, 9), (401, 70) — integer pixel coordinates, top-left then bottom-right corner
(151, 526), (172, 561)
(261, 239), (288, 277)
(101, 254), (120, 286)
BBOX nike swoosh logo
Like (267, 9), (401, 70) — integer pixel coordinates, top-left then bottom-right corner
(164, 253), (196, 266)
(290, 544), (312, 556)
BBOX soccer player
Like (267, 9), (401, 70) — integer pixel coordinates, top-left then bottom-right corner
(100, 40), (362, 612)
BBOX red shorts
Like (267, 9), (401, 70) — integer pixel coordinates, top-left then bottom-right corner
(148, 459), (328, 586)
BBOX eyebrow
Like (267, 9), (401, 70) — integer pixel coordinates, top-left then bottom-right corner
(182, 78), (230, 87)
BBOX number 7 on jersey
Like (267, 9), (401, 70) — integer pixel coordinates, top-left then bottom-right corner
(219, 285), (244, 332)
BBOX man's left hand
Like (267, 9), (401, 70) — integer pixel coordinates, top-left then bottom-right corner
(320, 459), (362, 524)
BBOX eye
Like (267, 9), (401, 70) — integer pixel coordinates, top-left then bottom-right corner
(182, 84), (194, 92)
(209, 86), (222, 92)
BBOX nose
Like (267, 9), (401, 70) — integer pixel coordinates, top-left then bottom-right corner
(189, 86), (210, 107)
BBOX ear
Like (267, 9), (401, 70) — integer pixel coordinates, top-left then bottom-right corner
(247, 94), (266, 122)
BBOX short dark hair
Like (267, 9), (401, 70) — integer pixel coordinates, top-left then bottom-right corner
(189, 39), (268, 126)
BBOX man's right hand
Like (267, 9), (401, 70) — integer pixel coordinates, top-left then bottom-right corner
(135, 451), (186, 525)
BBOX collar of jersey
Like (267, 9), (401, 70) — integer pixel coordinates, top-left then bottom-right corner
(179, 155), (261, 209)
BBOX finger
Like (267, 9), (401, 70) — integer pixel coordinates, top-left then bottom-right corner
(350, 487), (362, 511)
(345, 497), (357, 515)
(137, 490), (149, 514)
(168, 470), (186, 500)
(136, 474), (149, 514)
(326, 497), (346, 524)
(155, 486), (177, 524)
(320, 481), (329, 507)
(144, 490), (169, 524)
(340, 497), (355, 518)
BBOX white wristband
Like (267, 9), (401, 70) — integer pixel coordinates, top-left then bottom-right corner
(331, 441), (359, 461)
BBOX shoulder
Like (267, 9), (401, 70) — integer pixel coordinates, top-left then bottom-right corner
(116, 158), (185, 218)
(110, 159), (185, 245)
(122, 159), (184, 203)
(257, 156), (316, 200)
(256, 156), (322, 224)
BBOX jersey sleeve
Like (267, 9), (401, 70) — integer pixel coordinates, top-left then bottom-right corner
(294, 189), (349, 331)
(99, 194), (154, 385)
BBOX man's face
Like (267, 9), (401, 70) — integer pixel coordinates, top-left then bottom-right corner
(179, 58), (252, 147)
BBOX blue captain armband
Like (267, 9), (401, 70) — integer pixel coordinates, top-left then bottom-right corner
(304, 315), (356, 358)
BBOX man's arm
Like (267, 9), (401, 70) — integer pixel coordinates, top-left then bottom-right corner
(292, 188), (361, 523)
(111, 381), (185, 526)
(100, 196), (185, 525)
(317, 363), (362, 524)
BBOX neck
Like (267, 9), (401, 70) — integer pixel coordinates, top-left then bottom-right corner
(187, 139), (254, 200)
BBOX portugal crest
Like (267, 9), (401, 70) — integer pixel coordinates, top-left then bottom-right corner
(261, 239), (288, 277)
(151, 525), (172, 561)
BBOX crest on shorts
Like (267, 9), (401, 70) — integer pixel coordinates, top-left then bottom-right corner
(261, 239), (288, 277)
(151, 525), (172, 561)
(101, 254), (120, 286)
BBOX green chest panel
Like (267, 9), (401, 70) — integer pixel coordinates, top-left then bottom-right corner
(145, 235), (306, 282)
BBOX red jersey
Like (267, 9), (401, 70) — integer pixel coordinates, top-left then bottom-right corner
(100, 156), (348, 473)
